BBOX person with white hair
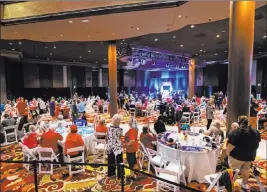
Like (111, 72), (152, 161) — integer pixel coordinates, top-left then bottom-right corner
(205, 120), (224, 143)
(22, 125), (40, 155)
(107, 114), (123, 179)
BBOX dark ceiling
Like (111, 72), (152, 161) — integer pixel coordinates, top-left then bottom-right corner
(0, 5), (266, 68)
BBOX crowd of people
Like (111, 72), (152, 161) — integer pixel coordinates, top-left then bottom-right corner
(0, 91), (266, 188)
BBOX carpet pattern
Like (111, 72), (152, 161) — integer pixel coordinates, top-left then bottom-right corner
(0, 143), (266, 192)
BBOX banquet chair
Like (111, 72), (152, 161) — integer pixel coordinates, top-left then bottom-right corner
(204, 169), (240, 192)
(182, 112), (191, 124)
(146, 148), (163, 173)
(66, 146), (85, 175)
(93, 105), (99, 113)
(192, 112), (201, 123)
(154, 167), (180, 192)
(103, 105), (108, 114)
(94, 132), (107, 140)
(37, 148), (61, 175)
(138, 141), (149, 170)
(161, 156), (187, 186)
(19, 142), (37, 171)
(129, 108), (136, 118)
(3, 125), (18, 145)
(92, 138), (106, 163)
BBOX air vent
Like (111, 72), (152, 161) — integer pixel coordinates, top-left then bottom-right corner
(217, 40), (227, 44)
(194, 33), (206, 38)
(255, 13), (264, 20)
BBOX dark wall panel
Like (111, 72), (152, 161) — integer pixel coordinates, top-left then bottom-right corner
(53, 65), (63, 88)
(39, 64), (53, 88)
(102, 68), (109, 87)
(23, 63), (40, 88)
(124, 70), (136, 87)
(92, 69), (99, 87)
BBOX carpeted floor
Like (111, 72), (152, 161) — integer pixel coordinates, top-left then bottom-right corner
(0, 142), (266, 192)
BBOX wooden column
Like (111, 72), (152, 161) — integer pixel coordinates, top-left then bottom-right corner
(188, 58), (195, 99)
(226, 1), (255, 132)
(108, 41), (118, 117)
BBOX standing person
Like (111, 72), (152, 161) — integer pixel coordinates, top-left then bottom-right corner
(49, 97), (56, 117)
(206, 101), (214, 130)
(125, 124), (140, 180)
(71, 100), (78, 121)
(107, 114), (123, 179)
(16, 97), (28, 116)
(250, 98), (260, 129)
(227, 116), (261, 190)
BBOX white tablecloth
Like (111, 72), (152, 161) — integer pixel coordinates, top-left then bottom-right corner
(157, 133), (220, 183)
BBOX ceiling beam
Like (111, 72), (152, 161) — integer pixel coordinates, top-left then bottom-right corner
(1, 1), (187, 26)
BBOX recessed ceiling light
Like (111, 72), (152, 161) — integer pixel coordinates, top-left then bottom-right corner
(47, 58), (49, 60)
(191, 25), (194, 28)
(82, 19), (89, 23)
(69, 20), (73, 23)
(60, 35), (63, 37)
(50, 53), (52, 55)
(203, 50), (206, 53)
(101, 42), (103, 44)
(112, 33), (115, 35)
(121, 43), (123, 45)
(53, 46), (56, 49)
(201, 44), (204, 46)
(88, 50), (91, 52)
(215, 53), (218, 55)
(178, 15), (182, 18)
(200, 50), (202, 52)
(221, 31), (225, 33)
(73, 60), (76, 62)
(180, 45), (183, 47)
(12, 48), (15, 51)
(264, 35), (266, 38)
(104, 59), (106, 61)
(132, 48), (135, 50)
(225, 50), (228, 52)
(9, 42), (12, 45)
(216, 34), (220, 38)
(122, 39), (125, 41)
(18, 42), (22, 45)
(95, 61), (98, 63)
(173, 36), (176, 38)
(154, 38), (158, 42)
(137, 28), (139, 30)
(259, 52), (262, 53)
(80, 56), (82, 58)
(195, 54), (198, 56)
(204, 60), (206, 62)
(208, 18), (212, 21)
(45, 47), (48, 49)
(36, 56), (38, 58)
(88, 35), (90, 38)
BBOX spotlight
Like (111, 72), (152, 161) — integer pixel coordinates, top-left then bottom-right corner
(191, 25), (194, 28)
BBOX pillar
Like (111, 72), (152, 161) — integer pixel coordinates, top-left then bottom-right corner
(108, 41), (118, 117)
(98, 68), (103, 87)
(63, 66), (68, 88)
(0, 57), (7, 103)
(188, 58), (195, 99)
(226, 1), (255, 132)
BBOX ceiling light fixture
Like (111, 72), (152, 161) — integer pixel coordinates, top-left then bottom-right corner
(9, 42), (12, 45)
(95, 61), (98, 63)
(80, 56), (82, 58)
(137, 28), (139, 30)
(88, 35), (90, 38)
(82, 19), (89, 23)
(53, 46), (56, 49)
(180, 45), (183, 47)
(216, 34), (220, 38)
(60, 35), (63, 37)
(104, 59), (106, 61)
(191, 25), (194, 28)
(178, 15), (181, 18)
(225, 50), (228, 52)
(154, 38), (158, 42)
(200, 50), (202, 52)
(173, 36), (176, 38)
(69, 20), (73, 23)
(88, 50), (91, 53)
(215, 53), (218, 55)
(264, 35), (267, 38)
(18, 42), (22, 45)
(45, 47), (48, 49)
(122, 39), (125, 41)
(112, 33), (115, 35)
(47, 58), (49, 60)
(50, 53), (52, 55)
(12, 48), (15, 51)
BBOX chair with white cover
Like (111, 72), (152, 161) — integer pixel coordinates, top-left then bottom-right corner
(129, 108), (136, 118)
(138, 141), (149, 170)
(155, 167), (180, 192)
(4, 125), (18, 145)
(37, 147), (61, 174)
(103, 105), (108, 114)
(192, 112), (201, 123)
(19, 142), (37, 170)
(92, 138), (106, 163)
(94, 132), (107, 140)
(204, 169), (240, 192)
(161, 156), (187, 186)
(182, 112), (191, 124)
(146, 148), (163, 173)
(66, 146), (85, 175)
(93, 105), (99, 113)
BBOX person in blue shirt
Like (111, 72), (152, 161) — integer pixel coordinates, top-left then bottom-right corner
(180, 116), (190, 131)
(77, 100), (85, 114)
(0, 103), (5, 113)
(74, 114), (87, 126)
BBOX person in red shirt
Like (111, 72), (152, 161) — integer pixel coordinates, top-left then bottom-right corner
(16, 97), (28, 116)
(64, 125), (87, 159)
(140, 126), (157, 150)
(125, 125), (140, 179)
(40, 127), (63, 154)
(22, 125), (40, 155)
(95, 119), (108, 139)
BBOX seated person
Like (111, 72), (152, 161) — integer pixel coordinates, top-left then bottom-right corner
(154, 116), (166, 134)
(22, 125), (40, 154)
(205, 120), (224, 143)
(95, 119), (108, 139)
(40, 126), (63, 155)
(179, 116), (190, 131)
(62, 105), (70, 119)
(65, 125), (87, 159)
(56, 115), (67, 128)
(140, 126), (157, 150)
(74, 114), (87, 126)
(1, 114), (16, 127)
(0, 113), (5, 144)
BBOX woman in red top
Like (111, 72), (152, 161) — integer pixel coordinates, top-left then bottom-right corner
(55, 103), (61, 119)
(22, 125), (40, 155)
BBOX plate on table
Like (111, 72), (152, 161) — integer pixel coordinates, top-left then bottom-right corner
(181, 146), (203, 152)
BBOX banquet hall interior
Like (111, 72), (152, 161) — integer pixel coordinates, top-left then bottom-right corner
(0, 1), (267, 192)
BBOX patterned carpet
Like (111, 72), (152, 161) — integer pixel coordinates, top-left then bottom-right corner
(0, 143), (266, 192)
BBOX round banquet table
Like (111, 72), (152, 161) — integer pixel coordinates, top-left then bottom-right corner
(157, 132), (220, 183)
